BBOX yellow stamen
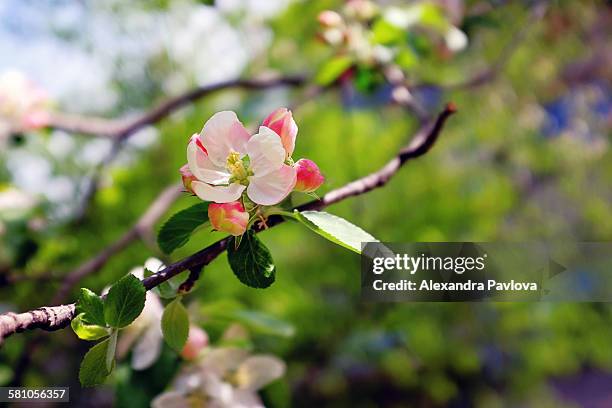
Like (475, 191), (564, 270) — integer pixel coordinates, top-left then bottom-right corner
(226, 151), (249, 181)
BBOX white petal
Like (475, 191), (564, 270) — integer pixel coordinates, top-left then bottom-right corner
(203, 376), (235, 404)
(200, 111), (250, 166)
(445, 26), (468, 52)
(191, 181), (245, 203)
(201, 347), (249, 377)
(247, 164), (296, 205)
(236, 355), (286, 391)
(246, 126), (286, 177)
(131, 323), (163, 370)
(187, 140), (231, 185)
(144, 257), (164, 273)
(151, 391), (190, 408)
(228, 390), (264, 408)
(128, 266), (145, 280)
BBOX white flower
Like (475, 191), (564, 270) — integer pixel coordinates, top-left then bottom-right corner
(0, 70), (49, 146)
(445, 26), (468, 52)
(0, 187), (38, 220)
(383, 6), (422, 29)
(116, 258), (164, 370)
(187, 111), (297, 205)
(153, 329), (286, 408)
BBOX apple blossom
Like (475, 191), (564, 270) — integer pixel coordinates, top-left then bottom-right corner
(0, 187), (37, 219)
(181, 326), (209, 360)
(445, 26), (468, 52)
(0, 70), (49, 146)
(152, 341), (285, 408)
(187, 111), (297, 206)
(209, 201), (249, 236)
(294, 158), (325, 193)
(261, 107), (298, 158)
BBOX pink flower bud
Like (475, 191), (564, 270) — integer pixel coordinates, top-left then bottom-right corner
(318, 10), (343, 27)
(179, 164), (197, 194)
(294, 159), (324, 193)
(262, 108), (297, 158)
(208, 201), (249, 236)
(180, 326), (209, 360)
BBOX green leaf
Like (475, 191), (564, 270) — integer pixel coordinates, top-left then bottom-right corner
(371, 19), (405, 45)
(79, 338), (114, 387)
(227, 230), (276, 288)
(315, 55), (354, 86)
(161, 298), (190, 352)
(145, 268), (190, 299)
(418, 3), (448, 31)
(71, 313), (109, 341)
(157, 202), (210, 254)
(396, 48), (418, 70)
(235, 310), (295, 338)
(77, 288), (106, 326)
(295, 211), (378, 254)
(103, 274), (146, 329)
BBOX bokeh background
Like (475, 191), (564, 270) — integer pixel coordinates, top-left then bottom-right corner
(1, 0), (611, 407)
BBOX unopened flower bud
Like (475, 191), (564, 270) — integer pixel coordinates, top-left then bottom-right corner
(294, 159), (324, 193)
(208, 201), (249, 236)
(262, 108), (297, 158)
(180, 326), (209, 360)
(179, 164), (197, 193)
(318, 10), (343, 27)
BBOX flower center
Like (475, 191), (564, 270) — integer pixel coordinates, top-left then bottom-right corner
(226, 151), (252, 185)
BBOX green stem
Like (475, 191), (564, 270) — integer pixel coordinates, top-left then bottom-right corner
(106, 329), (118, 373)
(263, 208), (298, 219)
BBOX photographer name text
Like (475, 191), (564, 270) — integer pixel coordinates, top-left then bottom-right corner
(370, 253), (538, 292)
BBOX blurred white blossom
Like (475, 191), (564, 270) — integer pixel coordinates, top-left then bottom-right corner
(116, 258), (165, 370)
(0, 70), (49, 148)
(0, 187), (37, 220)
(153, 325), (285, 408)
(445, 26), (468, 52)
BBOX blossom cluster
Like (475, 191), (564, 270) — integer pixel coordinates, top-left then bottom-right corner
(180, 108), (324, 236)
(317, 0), (468, 73)
(152, 324), (285, 408)
(0, 70), (49, 147)
(118, 259), (285, 408)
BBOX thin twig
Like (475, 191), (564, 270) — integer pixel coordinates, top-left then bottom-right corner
(0, 103), (456, 343)
(46, 75), (307, 139)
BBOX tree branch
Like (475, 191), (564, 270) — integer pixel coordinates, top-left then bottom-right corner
(0, 103), (456, 344)
(46, 75), (307, 139)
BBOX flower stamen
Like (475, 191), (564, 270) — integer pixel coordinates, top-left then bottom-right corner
(226, 151), (251, 184)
